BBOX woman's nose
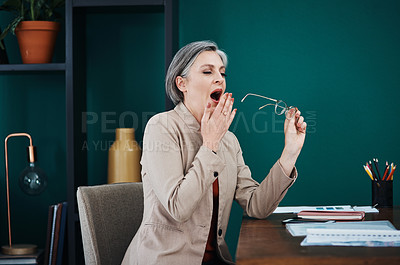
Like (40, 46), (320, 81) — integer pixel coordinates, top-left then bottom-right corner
(214, 73), (225, 83)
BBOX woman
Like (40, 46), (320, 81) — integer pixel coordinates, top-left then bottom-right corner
(122, 41), (307, 265)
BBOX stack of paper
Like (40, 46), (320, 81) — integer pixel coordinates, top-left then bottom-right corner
(286, 220), (400, 247)
(301, 228), (400, 247)
(286, 220), (396, 237)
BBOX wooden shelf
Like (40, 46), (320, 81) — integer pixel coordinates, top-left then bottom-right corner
(0, 63), (66, 72)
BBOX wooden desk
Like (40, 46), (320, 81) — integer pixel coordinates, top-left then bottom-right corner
(236, 206), (400, 265)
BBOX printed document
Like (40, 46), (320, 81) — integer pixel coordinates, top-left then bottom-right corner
(301, 228), (400, 247)
(286, 220), (396, 237)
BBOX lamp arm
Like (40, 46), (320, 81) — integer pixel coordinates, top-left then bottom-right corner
(4, 133), (34, 248)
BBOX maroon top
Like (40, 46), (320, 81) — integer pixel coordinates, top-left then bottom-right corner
(203, 179), (219, 262)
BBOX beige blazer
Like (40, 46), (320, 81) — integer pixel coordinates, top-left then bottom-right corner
(122, 102), (297, 265)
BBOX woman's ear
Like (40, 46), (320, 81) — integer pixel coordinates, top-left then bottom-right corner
(175, 76), (187, 93)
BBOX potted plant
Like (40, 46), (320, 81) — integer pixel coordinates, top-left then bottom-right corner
(0, 0), (65, 64)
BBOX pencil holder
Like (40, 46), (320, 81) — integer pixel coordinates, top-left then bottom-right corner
(372, 180), (393, 207)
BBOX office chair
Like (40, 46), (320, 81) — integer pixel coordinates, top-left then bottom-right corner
(77, 182), (143, 265)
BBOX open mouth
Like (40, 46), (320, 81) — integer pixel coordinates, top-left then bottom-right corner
(210, 89), (223, 103)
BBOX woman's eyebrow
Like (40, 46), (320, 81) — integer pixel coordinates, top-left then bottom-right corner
(200, 64), (225, 70)
(200, 64), (215, 69)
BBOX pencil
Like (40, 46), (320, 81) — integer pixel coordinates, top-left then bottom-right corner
(388, 165), (396, 181)
(382, 161), (389, 181)
(366, 163), (378, 181)
(373, 158), (381, 180)
(368, 161), (377, 181)
(392, 165), (396, 180)
(363, 165), (374, 181)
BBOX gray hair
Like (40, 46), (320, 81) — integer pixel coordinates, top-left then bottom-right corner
(165, 40), (228, 105)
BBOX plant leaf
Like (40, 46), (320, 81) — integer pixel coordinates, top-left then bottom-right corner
(0, 0), (64, 22)
(0, 26), (10, 41)
(33, 0), (46, 20)
(0, 15), (22, 46)
(10, 15), (23, 34)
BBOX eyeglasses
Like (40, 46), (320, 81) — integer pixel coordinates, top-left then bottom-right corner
(241, 93), (297, 119)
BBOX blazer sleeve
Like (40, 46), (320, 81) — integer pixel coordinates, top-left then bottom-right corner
(141, 115), (225, 222)
(233, 136), (297, 219)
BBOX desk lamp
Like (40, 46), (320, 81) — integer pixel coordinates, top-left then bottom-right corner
(1, 133), (47, 255)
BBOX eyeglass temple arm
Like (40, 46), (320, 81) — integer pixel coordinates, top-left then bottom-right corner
(241, 93), (278, 103)
(259, 103), (275, 110)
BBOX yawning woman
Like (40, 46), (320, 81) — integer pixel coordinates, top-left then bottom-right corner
(122, 40), (307, 265)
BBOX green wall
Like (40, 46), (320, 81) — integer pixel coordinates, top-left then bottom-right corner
(1, 0), (400, 261)
(84, 8), (165, 186)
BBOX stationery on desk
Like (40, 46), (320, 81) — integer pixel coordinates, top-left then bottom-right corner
(288, 217), (400, 247)
(286, 220), (396, 237)
(274, 205), (379, 214)
(296, 210), (365, 221)
(363, 158), (396, 182)
(363, 157), (395, 207)
(279, 205), (400, 247)
(274, 157), (398, 247)
(301, 228), (400, 247)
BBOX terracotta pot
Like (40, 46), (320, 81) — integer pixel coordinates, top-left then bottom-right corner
(15, 21), (60, 64)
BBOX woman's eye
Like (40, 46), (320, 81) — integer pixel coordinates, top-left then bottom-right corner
(202, 71), (226, 77)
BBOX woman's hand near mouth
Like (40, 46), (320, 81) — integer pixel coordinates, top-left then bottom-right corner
(201, 93), (237, 153)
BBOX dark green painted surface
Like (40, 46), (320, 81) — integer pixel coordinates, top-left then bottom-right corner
(1, 0), (400, 260)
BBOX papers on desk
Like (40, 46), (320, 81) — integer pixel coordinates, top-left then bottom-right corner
(285, 220), (400, 247)
(301, 229), (400, 247)
(274, 205), (379, 214)
(286, 220), (396, 237)
(352, 206), (379, 213)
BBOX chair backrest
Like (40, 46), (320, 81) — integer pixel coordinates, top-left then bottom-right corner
(77, 182), (143, 265)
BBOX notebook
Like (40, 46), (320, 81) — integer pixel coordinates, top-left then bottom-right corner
(297, 210), (365, 221)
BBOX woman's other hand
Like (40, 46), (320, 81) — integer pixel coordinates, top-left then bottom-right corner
(279, 108), (307, 176)
(201, 93), (237, 152)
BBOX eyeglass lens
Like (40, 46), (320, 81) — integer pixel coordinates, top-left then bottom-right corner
(275, 100), (287, 115)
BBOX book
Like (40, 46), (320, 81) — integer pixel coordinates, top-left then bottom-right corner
(47, 204), (58, 265)
(50, 203), (63, 265)
(44, 202), (67, 265)
(297, 210), (365, 221)
(0, 249), (43, 265)
(43, 205), (55, 265)
(55, 202), (67, 265)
